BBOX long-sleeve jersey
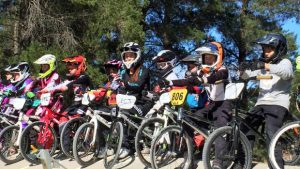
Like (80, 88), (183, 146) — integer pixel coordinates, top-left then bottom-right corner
(120, 65), (150, 96)
(241, 58), (293, 110)
(66, 74), (92, 102)
(46, 74), (92, 102)
(38, 72), (61, 90)
(172, 66), (229, 101)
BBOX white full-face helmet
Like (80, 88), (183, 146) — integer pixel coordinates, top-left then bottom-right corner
(121, 42), (141, 69)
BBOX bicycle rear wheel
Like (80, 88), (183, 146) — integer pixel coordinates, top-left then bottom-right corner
(104, 121), (123, 169)
(202, 126), (252, 169)
(269, 121), (300, 169)
(150, 125), (193, 169)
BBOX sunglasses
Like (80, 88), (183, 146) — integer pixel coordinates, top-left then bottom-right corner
(121, 47), (139, 52)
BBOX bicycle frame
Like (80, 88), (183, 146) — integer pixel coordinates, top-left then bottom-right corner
(14, 112), (39, 147)
(83, 108), (111, 146)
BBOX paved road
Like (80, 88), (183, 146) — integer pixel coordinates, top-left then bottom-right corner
(1, 155), (300, 169)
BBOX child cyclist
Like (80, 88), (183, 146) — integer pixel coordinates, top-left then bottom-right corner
(237, 33), (293, 169)
(162, 42), (232, 169)
(152, 50), (186, 92)
(117, 42), (153, 158)
(4, 62), (34, 96)
(34, 54), (61, 91)
(94, 58), (123, 158)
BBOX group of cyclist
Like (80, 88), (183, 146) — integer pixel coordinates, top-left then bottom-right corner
(0, 32), (293, 169)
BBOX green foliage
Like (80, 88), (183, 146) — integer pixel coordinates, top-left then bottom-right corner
(69, 0), (98, 6)
(0, 0), (299, 160)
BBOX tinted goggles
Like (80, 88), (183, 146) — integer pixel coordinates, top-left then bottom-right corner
(66, 62), (79, 67)
(156, 62), (169, 69)
(121, 47), (139, 52)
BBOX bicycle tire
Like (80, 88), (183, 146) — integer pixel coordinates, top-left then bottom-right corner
(104, 121), (123, 169)
(135, 117), (164, 167)
(150, 125), (193, 169)
(269, 121), (300, 169)
(60, 117), (85, 158)
(20, 121), (58, 164)
(202, 126), (252, 169)
(73, 122), (98, 167)
(0, 125), (23, 164)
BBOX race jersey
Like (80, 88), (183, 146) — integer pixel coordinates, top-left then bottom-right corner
(241, 58), (293, 110)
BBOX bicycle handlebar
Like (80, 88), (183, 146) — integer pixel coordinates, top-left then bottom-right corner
(214, 75), (273, 84)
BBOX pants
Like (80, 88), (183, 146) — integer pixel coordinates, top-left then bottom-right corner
(122, 101), (154, 148)
(191, 100), (232, 162)
(239, 105), (288, 169)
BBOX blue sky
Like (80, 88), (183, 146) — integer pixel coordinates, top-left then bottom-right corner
(282, 19), (300, 53)
(207, 19), (300, 55)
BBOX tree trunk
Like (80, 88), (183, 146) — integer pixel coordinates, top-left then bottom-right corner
(13, 20), (19, 55)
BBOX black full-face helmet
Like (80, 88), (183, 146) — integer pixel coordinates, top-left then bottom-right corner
(256, 33), (287, 63)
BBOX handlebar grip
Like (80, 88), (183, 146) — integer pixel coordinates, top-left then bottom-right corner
(215, 80), (224, 84)
(256, 75), (273, 80)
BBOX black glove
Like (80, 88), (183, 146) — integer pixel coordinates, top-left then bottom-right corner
(157, 79), (170, 87)
(250, 60), (265, 70)
(239, 62), (252, 71)
(239, 61), (265, 71)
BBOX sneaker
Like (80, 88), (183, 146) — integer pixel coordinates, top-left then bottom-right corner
(30, 145), (39, 154)
(118, 148), (131, 159)
(97, 147), (114, 158)
(231, 163), (243, 169)
(212, 160), (223, 169)
(54, 151), (67, 160)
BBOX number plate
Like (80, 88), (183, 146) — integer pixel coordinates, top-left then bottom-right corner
(13, 98), (26, 110)
(82, 93), (89, 105)
(116, 94), (136, 109)
(170, 88), (188, 106)
(41, 93), (51, 106)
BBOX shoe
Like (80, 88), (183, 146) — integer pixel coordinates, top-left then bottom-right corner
(97, 147), (114, 158)
(141, 146), (150, 154)
(231, 163), (243, 169)
(212, 160), (223, 169)
(54, 152), (67, 160)
(30, 145), (39, 154)
(118, 147), (131, 159)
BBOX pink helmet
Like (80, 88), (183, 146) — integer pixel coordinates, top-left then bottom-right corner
(104, 59), (122, 69)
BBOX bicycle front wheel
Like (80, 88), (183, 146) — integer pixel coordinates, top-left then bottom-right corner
(20, 121), (58, 164)
(202, 126), (252, 169)
(0, 125), (23, 164)
(135, 117), (164, 167)
(73, 122), (98, 167)
(269, 121), (300, 169)
(60, 117), (86, 158)
(150, 125), (193, 169)
(104, 121), (123, 169)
